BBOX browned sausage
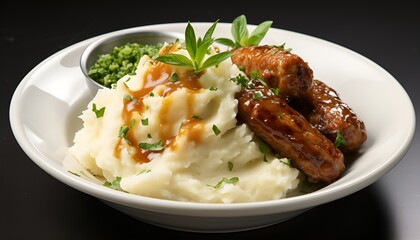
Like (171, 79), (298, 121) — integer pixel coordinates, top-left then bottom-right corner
(232, 45), (313, 100)
(292, 80), (367, 153)
(237, 80), (345, 183)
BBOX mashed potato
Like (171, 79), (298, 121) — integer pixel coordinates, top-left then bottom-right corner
(68, 44), (300, 203)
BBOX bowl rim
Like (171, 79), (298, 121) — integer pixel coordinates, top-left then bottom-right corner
(79, 29), (184, 89)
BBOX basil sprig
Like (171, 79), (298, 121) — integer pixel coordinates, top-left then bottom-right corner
(155, 21), (232, 74)
(216, 15), (272, 49)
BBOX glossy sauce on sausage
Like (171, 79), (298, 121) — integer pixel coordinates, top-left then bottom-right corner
(236, 80), (345, 183)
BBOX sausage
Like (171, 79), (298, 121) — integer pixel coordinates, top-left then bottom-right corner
(231, 45), (313, 100)
(237, 80), (345, 183)
(294, 80), (367, 153)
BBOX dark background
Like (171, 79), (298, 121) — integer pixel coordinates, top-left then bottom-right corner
(1, 3), (419, 240)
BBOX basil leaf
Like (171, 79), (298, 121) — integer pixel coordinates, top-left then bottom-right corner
(196, 51), (233, 73)
(215, 38), (236, 48)
(203, 20), (218, 42)
(155, 54), (193, 67)
(185, 22), (196, 60)
(247, 21), (273, 46)
(232, 15), (248, 46)
(195, 38), (213, 68)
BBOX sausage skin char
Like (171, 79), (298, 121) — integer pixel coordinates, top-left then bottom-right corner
(236, 80), (345, 183)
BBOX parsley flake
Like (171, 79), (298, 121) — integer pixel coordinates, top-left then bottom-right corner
(259, 141), (270, 162)
(68, 170), (80, 177)
(103, 176), (122, 190)
(192, 114), (202, 120)
(170, 72), (179, 82)
(228, 162), (234, 171)
(131, 119), (136, 128)
(212, 124), (221, 136)
(118, 126), (129, 139)
(141, 118), (149, 126)
(253, 91), (263, 100)
(92, 103), (105, 118)
(138, 140), (164, 151)
(208, 177), (239, 189)
(334, 130), (347, 148)
(230, 74), (249, 88)
(137, 169), (151, 175)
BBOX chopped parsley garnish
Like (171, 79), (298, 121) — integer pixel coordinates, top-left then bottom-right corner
(334, 130), (347, 148)
(209, 177), (239, 189)
(141, 118), (149, 126)
(230, 74), (249, 88)
(155, 21), (233, 74)
(131, 119), (136, 128)
(250, 70), (263, 81)
(279, 158), (291, 166)
(149, 92), (155, 97)
(259, 141), (270, 162)
(92, 103), (105, 118)
(192, 114), (202, 120)
(209, 86), (218, 91)
(147, 133), (152, 138)
(212, 124), (221, 136)
(228, 161), (234, 171)
(275, 153), (291, 167)
(252, 91), (263, 100)
(123, 94), (136, 102)
(137, 169), (151, 175)
(118, 126), (129, 139)
(68, 170), (80, 177)
(138, 140), (164, 151)
(270, 87), (280, 96)
(103, 176), (122, 190)
(170, 73), (179, 82)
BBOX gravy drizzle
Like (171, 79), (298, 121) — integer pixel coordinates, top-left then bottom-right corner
(113, 47), (206, 163)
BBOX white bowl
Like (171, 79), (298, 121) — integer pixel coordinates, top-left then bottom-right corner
(9, 22), (416, 233)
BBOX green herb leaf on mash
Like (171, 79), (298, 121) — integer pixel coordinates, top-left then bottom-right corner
(259, 141), (270, 162)
(103, 176), (122, 190)
(215, 15), (272, 49)
(137, 169), (151, 175)
(68, 170), (81, 177)
(212, 124), (221, 136)
(228, 162), (234, 171)
(209, 177), (239, 189)
(118, 126), (129, 139)
(155, 21), (233, 74)
(139, 140), (164, 151)
(92, 103), (105, 118)
(141, 118), (149, 126)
